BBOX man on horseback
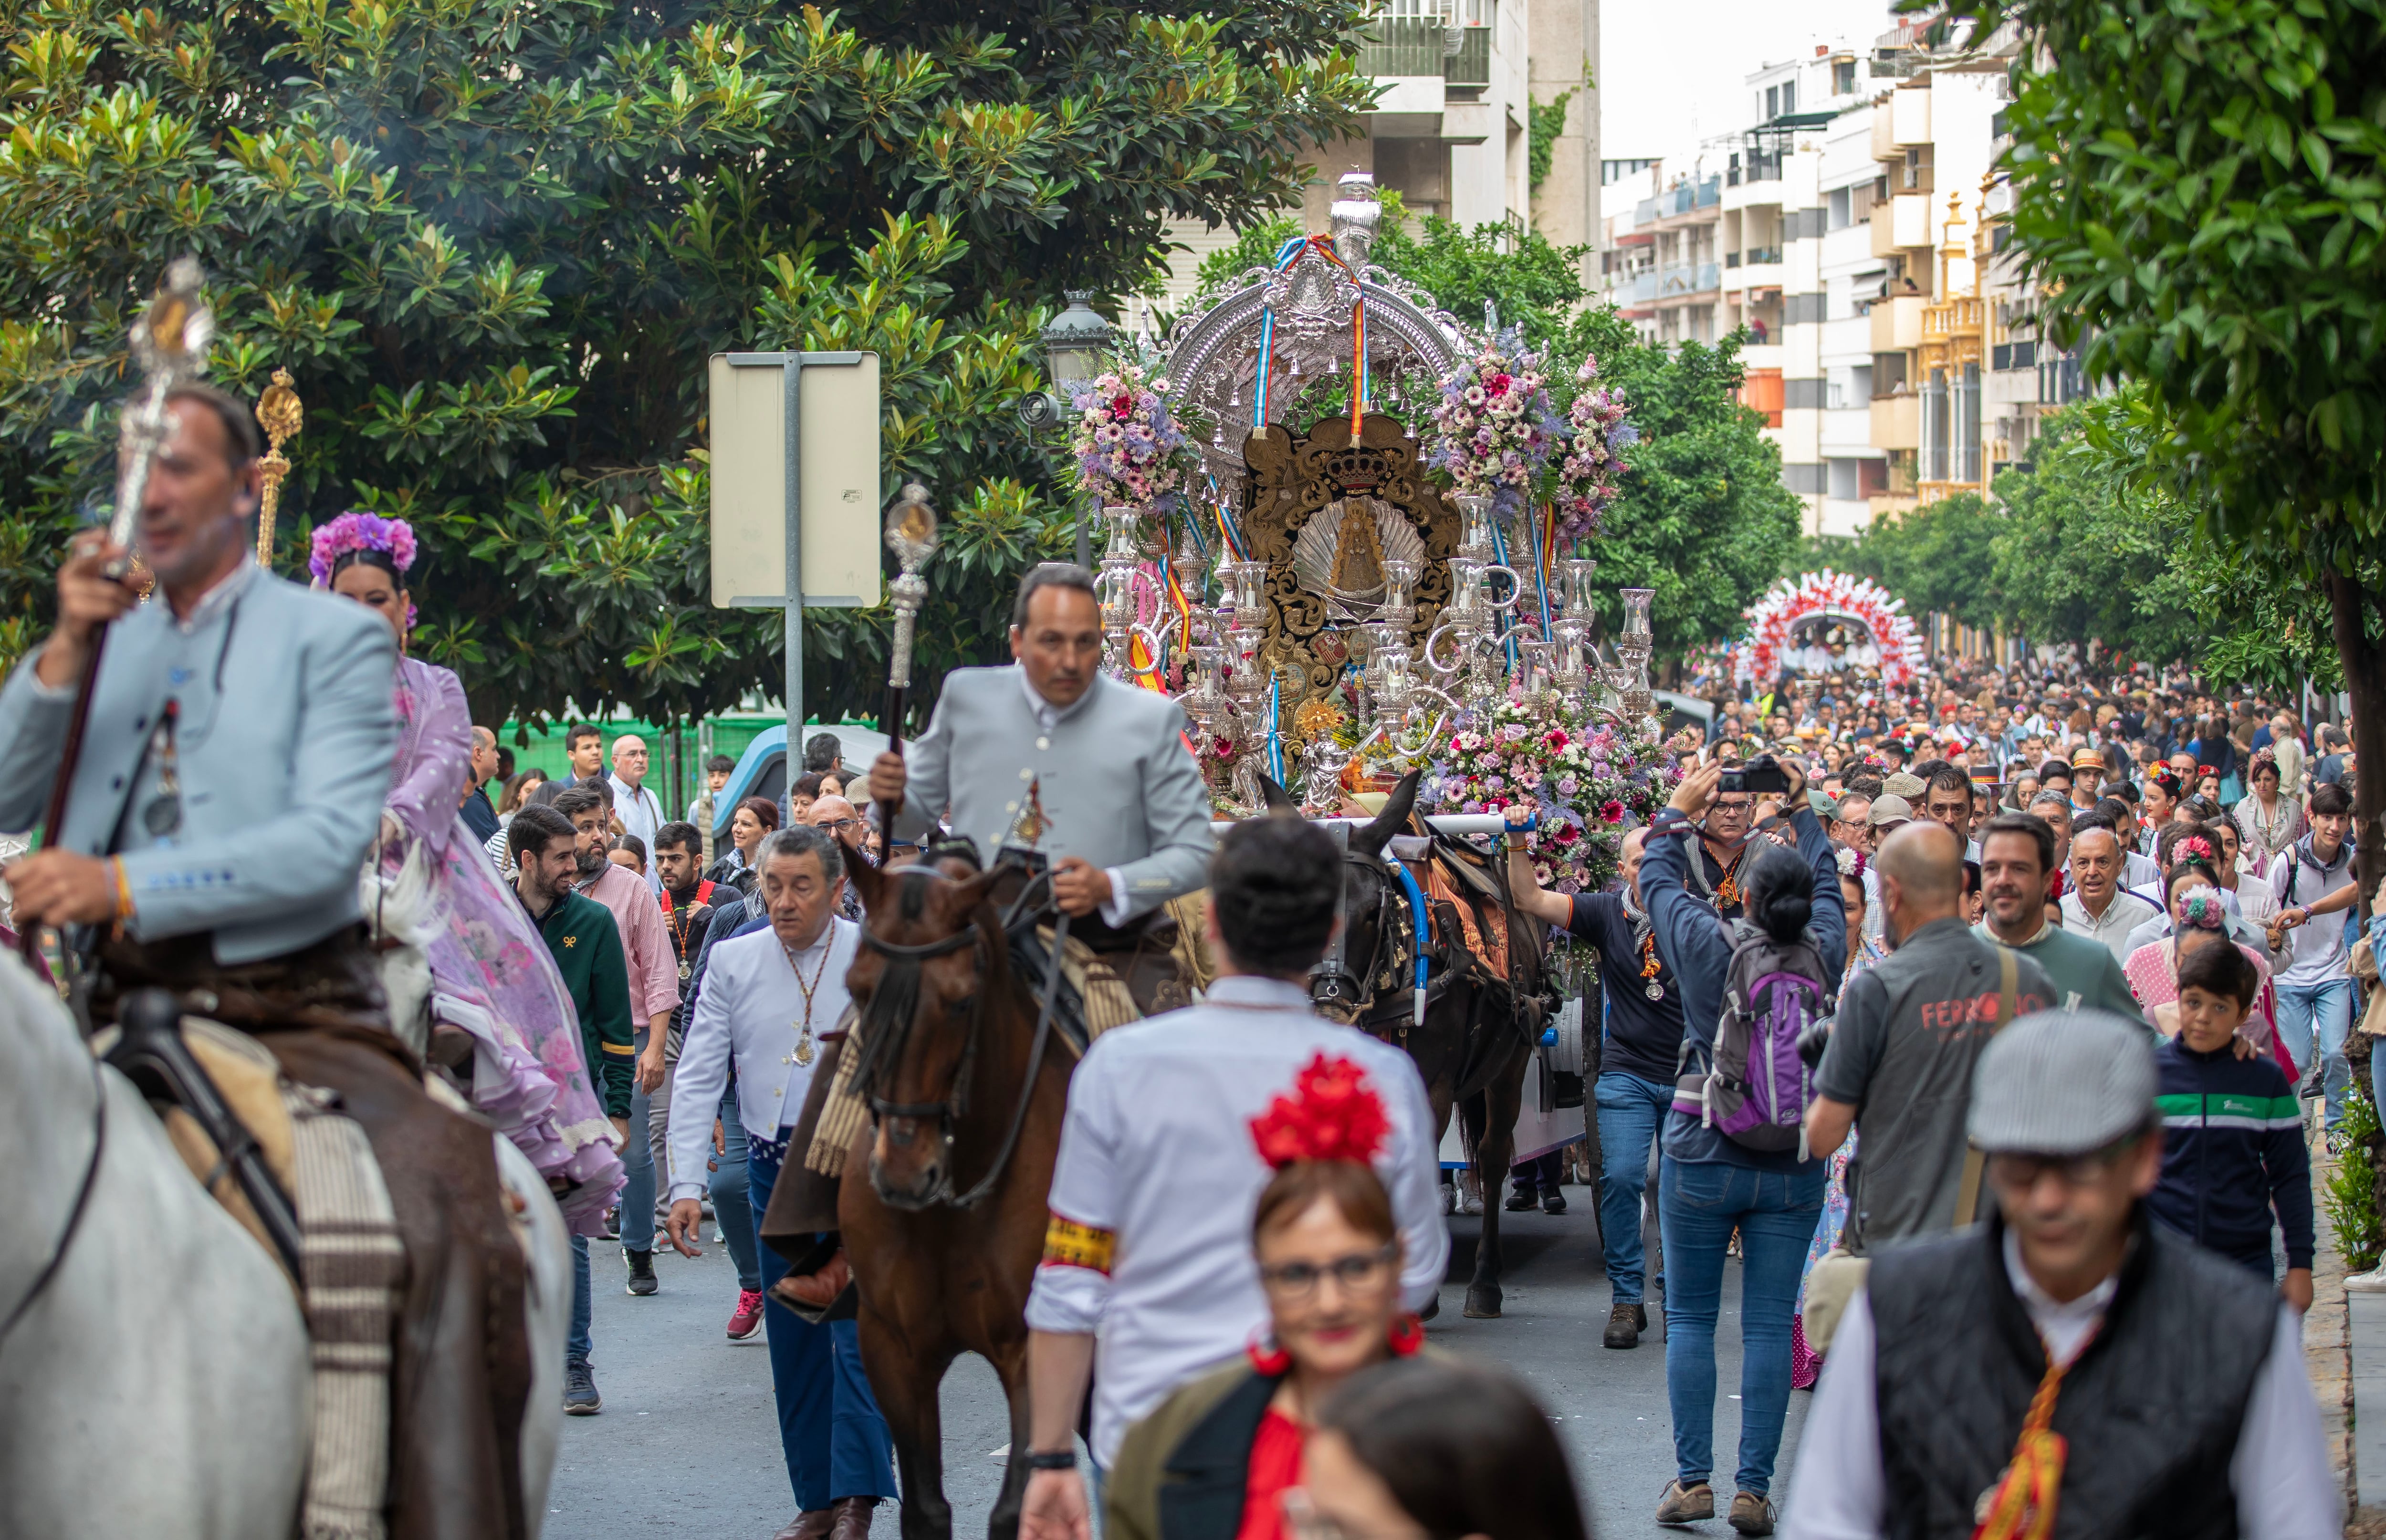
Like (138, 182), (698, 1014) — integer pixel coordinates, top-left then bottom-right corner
(759, 562), (1218, 1291)
(0, 386), (540, 1539)
(862, 562), (1214, 937)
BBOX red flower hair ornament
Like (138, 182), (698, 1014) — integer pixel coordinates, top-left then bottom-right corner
(1248, 1053), (1391, 1169)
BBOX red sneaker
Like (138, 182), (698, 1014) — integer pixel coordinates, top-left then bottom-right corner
(728, 1289), (766, 1342)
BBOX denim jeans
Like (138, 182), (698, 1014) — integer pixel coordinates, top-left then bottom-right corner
(712, 1085), (762, 1292)
(1658, 1154), (1824, 1497)
(1593, 1071), (1671, 1305)
(748, 1130), (897, 1508)
(2275, 979), (2355, 1129)
(619, 1028), (656, 1254)
(568, 1234), (593, 1366)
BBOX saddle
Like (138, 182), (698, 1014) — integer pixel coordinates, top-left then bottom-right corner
(93, 929), (535, 1540)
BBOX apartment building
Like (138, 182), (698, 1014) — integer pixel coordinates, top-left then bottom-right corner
(1601, 162), (1722, 346)
(1145, 0), (1582, 309)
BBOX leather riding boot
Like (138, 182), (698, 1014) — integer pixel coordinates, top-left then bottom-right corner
(768, 1245), (852, 1315)
(827, 1497), (878, 1540)
(771, 1509), (834, 1540)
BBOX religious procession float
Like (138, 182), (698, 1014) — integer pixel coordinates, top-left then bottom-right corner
(1051, 173), (1676, 901)
(1734, 570), (1922, 691)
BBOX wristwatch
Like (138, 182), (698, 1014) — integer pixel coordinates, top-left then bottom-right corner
(1023, 1448), (1078, 1471)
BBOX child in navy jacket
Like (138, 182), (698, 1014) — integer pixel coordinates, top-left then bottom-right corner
(2148, 938), (2314, 1312)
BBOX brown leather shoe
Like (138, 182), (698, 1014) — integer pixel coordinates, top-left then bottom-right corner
(769, 1246), (853, 1313)
(771, 1510), (832, 1540)
(826, 1496), (877, 1540)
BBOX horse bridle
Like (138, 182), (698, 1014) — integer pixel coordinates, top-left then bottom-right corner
(0, 1054), (107, 1347)
(1310, 847), (1402, 1025)
(849, 867), (1067, 1209)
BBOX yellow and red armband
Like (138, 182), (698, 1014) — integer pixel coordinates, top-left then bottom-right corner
(1040, 1212), (1117, 1275)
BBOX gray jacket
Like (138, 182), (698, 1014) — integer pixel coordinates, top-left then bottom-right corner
(894, 665), (1213, 920)
(0, 561), (396, 964)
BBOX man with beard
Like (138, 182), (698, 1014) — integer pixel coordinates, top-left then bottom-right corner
(553, 783), (679, 1295)
(511, 802), (636, 1412)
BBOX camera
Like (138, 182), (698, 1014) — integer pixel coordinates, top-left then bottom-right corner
(1720, 753), (1790, 797)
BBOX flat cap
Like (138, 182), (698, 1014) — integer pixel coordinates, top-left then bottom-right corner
(1968, 1009), (2156, 1155)
(1882, 771), (1926, 799)
(1868, 793), (1914, 828)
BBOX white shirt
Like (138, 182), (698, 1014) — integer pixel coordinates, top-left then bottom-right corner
(666, 916), (858, 1199)
(2061, 887), (2162, 963)
(608, 772), (665, 892)
(2270, 841), (2356, 989)
(1023, 976), (1448, 1466)
(1782, 1230), (2338, 1540)
(1016, 668), (1135, 928)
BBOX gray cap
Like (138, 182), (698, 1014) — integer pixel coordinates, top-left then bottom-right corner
(1968, 1009), (2157, 1155)
(1868, 793), (1914, 828)
(1882, 771), (1927, 799)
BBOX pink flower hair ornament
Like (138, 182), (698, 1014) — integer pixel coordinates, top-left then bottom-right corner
(308, 511), (418, 589)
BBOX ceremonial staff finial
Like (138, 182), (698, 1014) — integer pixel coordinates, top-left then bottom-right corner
(876, 482), (940, 844)
(19, 260), (214, 965)
(253, 368), (303, 567)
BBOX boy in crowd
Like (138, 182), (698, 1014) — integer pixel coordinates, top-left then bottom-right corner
(2150, 942), (2314, 1312)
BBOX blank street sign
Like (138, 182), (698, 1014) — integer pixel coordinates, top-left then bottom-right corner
(707, 351), (882, 609)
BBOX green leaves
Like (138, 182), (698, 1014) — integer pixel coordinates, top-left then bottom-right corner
(0, 0), (1376, 706)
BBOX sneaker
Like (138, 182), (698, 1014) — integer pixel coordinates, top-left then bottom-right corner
(728, 1289), (766, 1341)
(1505, 1185), (1539, 1212)
(563, 1361), (602, 1415)
(1603, 1301), (1647, 1349)
(625, 1249), (658, 1296)
(1728, 1491), (1776, 1536)
(1542, 1187), (1568, 1216)
(1654, 1480), (1714, 1526)
(601, 1206), (620, 1241)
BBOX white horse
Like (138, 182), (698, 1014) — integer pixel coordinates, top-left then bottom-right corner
(0, 949), (571, 1539)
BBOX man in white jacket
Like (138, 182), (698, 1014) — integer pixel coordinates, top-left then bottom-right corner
(665, 824), (893, 1540)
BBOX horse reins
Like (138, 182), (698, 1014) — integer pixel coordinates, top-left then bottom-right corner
(852, 868), (1070, 1209)
(0, 1054), (107, 1346)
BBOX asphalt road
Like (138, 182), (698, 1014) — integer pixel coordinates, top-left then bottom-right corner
(548, 1184), (1809, 1540)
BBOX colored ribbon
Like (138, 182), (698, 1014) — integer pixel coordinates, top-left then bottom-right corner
(1250, 234), (1370, 436)
(1971, 1330), (2092, 1540)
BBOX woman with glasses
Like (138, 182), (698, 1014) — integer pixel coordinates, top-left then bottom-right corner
(1106, 1067), (1425, 1540)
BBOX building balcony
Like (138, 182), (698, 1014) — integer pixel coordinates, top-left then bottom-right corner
(1870, 292), (1924, 352)
(1868, 192), (1931, 256)
(1872, 392), (1920, 449)
(1657, 262), (1722, 299)
(1634, 177), (1723, 229)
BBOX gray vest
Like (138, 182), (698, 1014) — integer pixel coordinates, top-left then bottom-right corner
(1870, 1212), (2274, 1540)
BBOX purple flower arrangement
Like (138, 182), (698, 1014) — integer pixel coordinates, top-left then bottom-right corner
(1066, 358), (1201, 510)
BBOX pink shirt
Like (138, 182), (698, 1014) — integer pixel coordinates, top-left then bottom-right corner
(578, 861), (680, 1025)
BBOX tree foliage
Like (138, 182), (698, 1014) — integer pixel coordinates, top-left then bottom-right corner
(1827, 492), (2006, 633)
(1951, 0), (2386, 888)
(0, 0), (1372, 729)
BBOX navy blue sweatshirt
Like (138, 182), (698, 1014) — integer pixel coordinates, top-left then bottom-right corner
(2149, 1036), (2313, 1272)
(1639, 802), (1843, 1174)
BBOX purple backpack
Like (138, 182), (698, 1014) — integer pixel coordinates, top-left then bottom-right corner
(1672, 925), (1832, 1156)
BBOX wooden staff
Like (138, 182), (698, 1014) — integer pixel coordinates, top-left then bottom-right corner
(878, 483), (940, 845)
(19, 260), (212, 963)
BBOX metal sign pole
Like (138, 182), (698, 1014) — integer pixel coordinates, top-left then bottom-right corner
(785, 355), (805, 748)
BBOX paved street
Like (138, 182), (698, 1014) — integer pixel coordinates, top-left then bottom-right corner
(549, 1183), (1808, 1540)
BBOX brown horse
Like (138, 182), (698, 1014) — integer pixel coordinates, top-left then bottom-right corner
(836, 852), (1071, 1540)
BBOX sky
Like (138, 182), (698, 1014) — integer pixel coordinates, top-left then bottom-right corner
(1598, 0), (1905, 167)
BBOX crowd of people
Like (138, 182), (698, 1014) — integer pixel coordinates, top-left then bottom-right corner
(0, 386), (2369, 1540)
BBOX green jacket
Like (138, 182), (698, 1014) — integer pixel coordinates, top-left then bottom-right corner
(527, 887), (636, 1117)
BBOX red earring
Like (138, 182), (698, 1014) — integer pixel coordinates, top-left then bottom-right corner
(1246, 1335), (1293, 1376)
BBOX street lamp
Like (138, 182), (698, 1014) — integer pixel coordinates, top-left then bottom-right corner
(1017, 290), (1114, 566)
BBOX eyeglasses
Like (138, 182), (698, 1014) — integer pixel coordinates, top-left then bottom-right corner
(1988, 1139), (2141, 1190)
(1258, 1244), (1398, 1299)
(818, 817), (860, 831)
